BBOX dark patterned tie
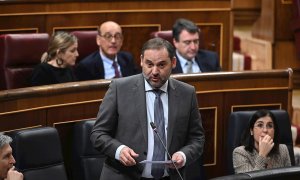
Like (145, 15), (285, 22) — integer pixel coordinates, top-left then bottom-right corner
(112, 61), (121, 78)
(151, 89), (166, 179)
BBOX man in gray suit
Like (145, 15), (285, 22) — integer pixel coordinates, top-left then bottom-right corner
(90, 38), (205, 180)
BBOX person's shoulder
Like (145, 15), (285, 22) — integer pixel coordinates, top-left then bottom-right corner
(115, 74), (141, 83)
(78, 51), (100, 64)
(233, 146), (247, 153)
(278, 144), (289, 151)
(33, 63), (51, 72)
(118, 51), (134, 59)
(198, 49), (218, 57)
(110, 74), (142, 88)
(170, 77), (195, 91)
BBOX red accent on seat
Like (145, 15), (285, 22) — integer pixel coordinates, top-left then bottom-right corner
(70, 31), (98, 63)
(0, 33), (49, 90)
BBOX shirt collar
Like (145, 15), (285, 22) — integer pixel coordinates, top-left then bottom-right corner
(176, 50), (196, 67)
(144, 79), (168, 93)
(99, 50), (118, 65)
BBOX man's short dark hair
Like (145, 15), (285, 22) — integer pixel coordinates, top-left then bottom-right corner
(172, 18), (200, 42)
(141, 37), (175, 60)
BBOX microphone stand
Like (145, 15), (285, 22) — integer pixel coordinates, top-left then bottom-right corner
(150, 122), (184, 180)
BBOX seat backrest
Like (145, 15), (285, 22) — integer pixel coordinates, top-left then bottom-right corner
(150, 30), (173, 45)
(150, 29), (205, 49)
(0, 33), (49, 90)
(6, 126), (68, 180)
(72, 120), (106, 180)
(70, 31), (98, 63)
(227, 110), (295, 175)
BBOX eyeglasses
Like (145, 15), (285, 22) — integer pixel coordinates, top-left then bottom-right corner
(99, 33), (123, 42)
(254, 123), (274, 130)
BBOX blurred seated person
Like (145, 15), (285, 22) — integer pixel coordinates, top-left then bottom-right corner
(30, 31), (78, 86)
(75, 21), (138, 81)
(172, 18), (221, 74)
(0, 134), (23, 180)
(233, 109), (291, 174)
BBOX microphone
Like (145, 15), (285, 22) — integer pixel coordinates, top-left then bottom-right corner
(150, 122), (184, 180)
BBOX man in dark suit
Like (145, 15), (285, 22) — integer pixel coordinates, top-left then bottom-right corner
(172, 18), (221, 74)
(90, 38), (205, 180)
(75, 21), (138, 80)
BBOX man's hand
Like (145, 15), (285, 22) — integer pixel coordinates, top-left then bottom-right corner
(258, 135), (274, 157)
(6, 166), (23, 180)
(168, 152), (184, 169)
(119, 146), (139, 166)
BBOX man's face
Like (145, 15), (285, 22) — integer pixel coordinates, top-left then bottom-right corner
(97, 22), (123, 59)
(0, 144), (15, 179)
(173, 29), (200, 60)
(140, 48), (176, 88)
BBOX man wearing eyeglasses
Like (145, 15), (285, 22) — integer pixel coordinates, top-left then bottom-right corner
(172, 18), (221, 74)
(75, 21), (138, 81)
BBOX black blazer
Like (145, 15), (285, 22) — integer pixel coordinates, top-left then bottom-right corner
(172, 49), (221, 74)
(75, 51), (139, 81)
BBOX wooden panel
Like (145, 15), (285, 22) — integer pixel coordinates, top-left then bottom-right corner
(121, 25), (160, 64)
(0, 0), (232, 71)
(274, 41), (300, 69)
(0, 110), (46, 132)
(231, 0), (261, 26)
(200, 107), (218, 166)
(0, 69), (292, 178)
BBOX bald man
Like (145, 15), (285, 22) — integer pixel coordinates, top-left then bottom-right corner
(75, 21), (139, 80)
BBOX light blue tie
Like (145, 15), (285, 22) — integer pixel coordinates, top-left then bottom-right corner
(151, 89), (166, 179)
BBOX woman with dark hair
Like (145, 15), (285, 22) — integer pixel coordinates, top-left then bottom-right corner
(233, 109), (291, 174)
(30, 31), (78, 86)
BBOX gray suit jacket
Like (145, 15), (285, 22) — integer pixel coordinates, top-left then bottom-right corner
(90, 74), (205, 180)
(233, 144), (291, 174)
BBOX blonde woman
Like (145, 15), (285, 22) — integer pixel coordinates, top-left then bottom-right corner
(30, 31), (78, 86)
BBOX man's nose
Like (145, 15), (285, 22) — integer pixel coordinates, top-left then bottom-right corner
(189, 42), (197, 49)
(10, 155), (16, 164)
(152, 66), (159, 74)
(111, 36), (117, 43)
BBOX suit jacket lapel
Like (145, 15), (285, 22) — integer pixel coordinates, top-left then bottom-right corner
(195, 52), (204, 72)
(133, 74), (148, 145)
(167, 78), (179, 149)
(96, 53), (105, 79)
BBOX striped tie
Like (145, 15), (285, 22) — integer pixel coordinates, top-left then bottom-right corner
(151, 89), (166, 179)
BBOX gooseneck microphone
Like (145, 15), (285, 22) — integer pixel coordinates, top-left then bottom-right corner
(150, 122), (184, 180)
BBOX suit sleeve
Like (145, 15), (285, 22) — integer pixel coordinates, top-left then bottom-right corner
(90, 80), (123, 158)
(180, 87), (205, 165)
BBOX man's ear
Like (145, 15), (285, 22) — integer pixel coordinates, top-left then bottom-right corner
(140, 55), (143, 67)
(171, 56), (177, 69)
(173, 38), (178, 48)
(96, 35), (101, 46)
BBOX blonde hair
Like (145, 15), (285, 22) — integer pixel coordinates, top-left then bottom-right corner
(41, 31), (77, 63)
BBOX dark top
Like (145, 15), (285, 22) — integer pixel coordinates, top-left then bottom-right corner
(172, 49), (221, 74)
(74, 51), (139, 81)
(30, 63), (76, 86)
